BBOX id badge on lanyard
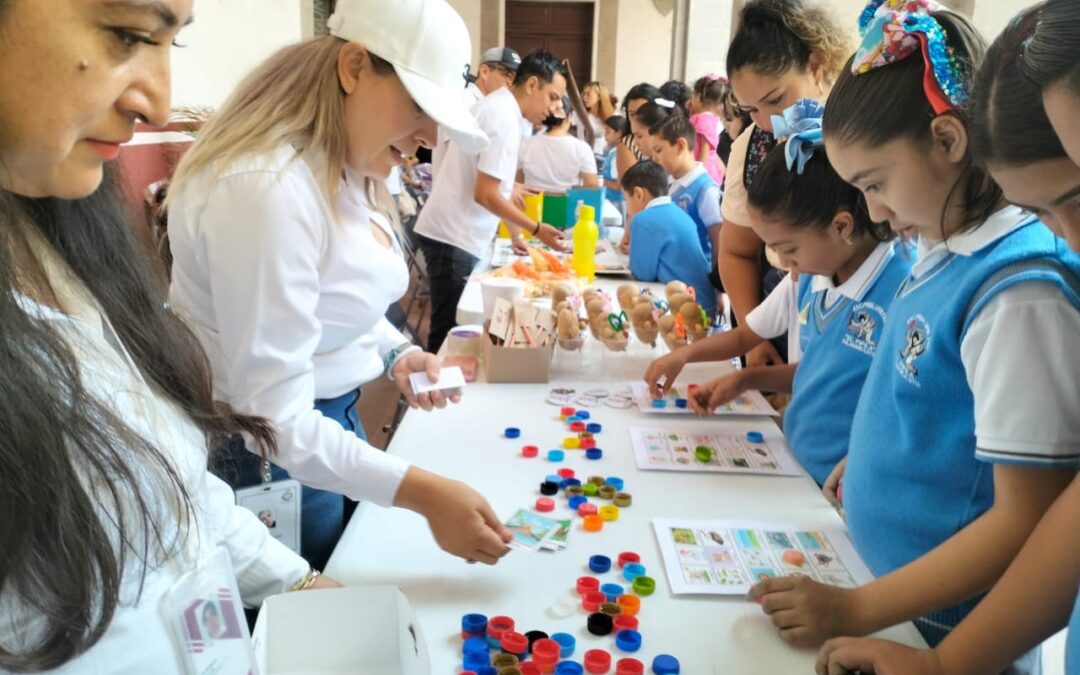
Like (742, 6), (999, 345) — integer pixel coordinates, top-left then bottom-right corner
(161, 546), (259, 675)
(234, 460), (302, 554)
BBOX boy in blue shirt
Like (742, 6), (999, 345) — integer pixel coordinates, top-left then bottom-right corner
(650, 114), (722, 264)
(622, 161), (716, 315)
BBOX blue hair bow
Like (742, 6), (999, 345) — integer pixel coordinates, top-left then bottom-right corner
(769, 98), (825, 175)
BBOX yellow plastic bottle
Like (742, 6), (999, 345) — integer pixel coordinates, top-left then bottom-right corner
(571, 203), (599, 281)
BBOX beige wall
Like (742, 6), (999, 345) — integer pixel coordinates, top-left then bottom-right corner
(171, 0), (305, 109)
(612, 1), (675, 99)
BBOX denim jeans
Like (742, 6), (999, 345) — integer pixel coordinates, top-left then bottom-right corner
(417, 234), (479, 354)
(213, 388), (365, 571)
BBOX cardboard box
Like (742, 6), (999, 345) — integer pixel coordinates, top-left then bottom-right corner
(252, 586), (429, 675)
(483, 319), (555, 383)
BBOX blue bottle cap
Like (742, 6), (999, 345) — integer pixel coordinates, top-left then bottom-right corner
(504, 427), (521, 439)
(463, 650), (490, 670)
(576, 410), (591, 420)
(600, 582), (625, 601)
(674, 398), (688, 408)
(563, 477), (582, 488)
(463, 636), (489, 654)
(546, 474), (563, 485)
(547, 449), (565, 462)
(566, 416), (582, 424)
(586, 422), (602, 433)
(555, 661), (584, 675)
(652, 654), (680, 674)
(475, 666), (498, 675)
(614, 629), (642, 653)
(622, 562), (646, 581)
(747, 431), (764, 443)
(605, 476), (625, 491)
(569, 495), (588, 510)
(550, 632), (576, 658)
(461, 613), (488, 635)
(588, 554), (612, 573)
(651, 399), (667, 408)
(585, 448), (603, 460)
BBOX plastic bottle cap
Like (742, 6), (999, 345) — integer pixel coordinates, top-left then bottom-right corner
(576, 410), (591, 420)
(694, 445), (713, 463)
(521, 444), (539, 458)
(585, 448), (603, 460)
(582, 590), (606, 612)
(586, 422), (602, 433)
(651, 654), (680, 674)
(600, 582), (625, 601)
(612, 614), (639, 632)
(616, 552), (640, 568)
(587, 612), (614, 636)
(563, 437), (581, 449)
(600, 602), (622, 616)
(548, 449), (566, 461)
(532, 638), (561, 664)
(557, 468), (576, 479)
(519, 663), (542, 675)
(599, 505), (620, 521)
(569, 421), (586, 432)
(589, 554), (612, 573)
(614, 629), (642, 653)
(464, 637), (490, 656)
(488, 615), (515, 639)
(577, 575), (601, 595)
(584, 649), (612, 674)
(650, 399), (667, 408)
(587, 476), (606, 486)
(617, 594), (641, 615)
(566, 416), (582, 424)
(615, 657), (645, 675)
(551, 632), (576, 658)
(598, 486), (617, 500)
(525, 631), (550, 649)
(622, 563), (646, 581)
(631, 576), (655, 596)
(606, 477), (625, 491)
(579, 431), (595, 440)
(565, 485), (584, 499)
(500, 632), (528, 655)
(613, 492), (633, 507)
(582, 483), (599, 496)
(583, 514), (603, 531)
(578, 503), (599, 517)
(560, 407), (576, 418)
(540, 481), (560, 496)
(476, 666), (498, 675)
(504, 427), (521, 439)
(556, 662), (585, 675)
(492, 652), (519, 667)
(569, 495), (588, 510)
(579, 438), (597, 450)
(462, 613), (489, 636)
(464, 651), (490, 670)
(747, 431), (765, 443)
(535, 497), (555, 512)
(674, 398), (688, 408)
(563, 477), (582, 488)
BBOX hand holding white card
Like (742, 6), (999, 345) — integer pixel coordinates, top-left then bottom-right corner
(408, 366), (467, 395)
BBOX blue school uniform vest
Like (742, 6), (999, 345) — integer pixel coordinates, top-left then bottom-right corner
(783, 242), (912, 486)
(844, 217), (1080, 646)
(670, 171), (717, 260)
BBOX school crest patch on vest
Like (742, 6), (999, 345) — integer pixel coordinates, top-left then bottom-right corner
(843, 301), (886, 356)
(897, 314), (930, 386)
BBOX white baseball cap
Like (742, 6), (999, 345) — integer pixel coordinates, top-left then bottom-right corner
(328, 0), (489, 153)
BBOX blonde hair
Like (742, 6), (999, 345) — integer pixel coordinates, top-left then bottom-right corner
(583, 81), (616, 120)
(169, 36), (393, 210)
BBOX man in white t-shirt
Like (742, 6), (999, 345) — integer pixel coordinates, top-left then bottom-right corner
(517, 96), (599, 193)
(415, 49), (569, 352)
(431, 47), (521, 177)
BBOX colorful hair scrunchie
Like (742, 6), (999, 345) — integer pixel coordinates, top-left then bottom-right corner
(770, 98), (825, 175)
(852, 0), (968, 114)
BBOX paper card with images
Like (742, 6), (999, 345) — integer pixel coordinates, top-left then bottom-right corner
(489, 296), (514, 344)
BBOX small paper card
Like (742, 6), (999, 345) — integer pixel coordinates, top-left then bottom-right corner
(408, 366), (467, 394)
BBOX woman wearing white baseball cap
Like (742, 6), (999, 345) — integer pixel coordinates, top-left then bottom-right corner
(167, 0), (512, 570)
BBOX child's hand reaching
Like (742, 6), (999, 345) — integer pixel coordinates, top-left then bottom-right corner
(816, 637), (945, 675)
(687, 371), (747, 416)
(643, 349), (689, 398)
(747, 576), (861, 648)
(823, 457), (847, 513)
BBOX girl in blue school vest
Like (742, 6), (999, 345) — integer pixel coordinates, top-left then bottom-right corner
(749, 2), (1080, 669)
(815, 3), (1080, 673)
(642, 98), (912, 487)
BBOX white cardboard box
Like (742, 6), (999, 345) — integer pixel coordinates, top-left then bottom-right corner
(251, 586), (430, 675)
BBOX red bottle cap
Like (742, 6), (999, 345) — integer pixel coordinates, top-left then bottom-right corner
(569, 421), (586, 432)
(576, 576), (600, 595)
(612, 614), (639, 631)
(535, 497), (555, 512)
(584, 648), (612, 673)
(582, 590), (606, 612)
(519, 664), (542, 675)
(500, 630), (528, 655)
(560, 406), (576, 417)
(580, 438), (597, 450)
(557, 468), (576, 479)
(487, 615), (515, 639)
(617, 552), (641, 568)
(522, 445), (539, 458)
(531, 638), (561, 664)
(615, 657), (645, 674)
(578, 502), (599, 517)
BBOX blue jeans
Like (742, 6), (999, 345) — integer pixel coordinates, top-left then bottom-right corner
(213, 388), (365, 570)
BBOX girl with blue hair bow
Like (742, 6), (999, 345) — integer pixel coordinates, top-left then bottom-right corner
(643, 97), (912, 488)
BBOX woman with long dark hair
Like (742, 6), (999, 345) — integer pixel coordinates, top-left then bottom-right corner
(0, 0), (338, 671)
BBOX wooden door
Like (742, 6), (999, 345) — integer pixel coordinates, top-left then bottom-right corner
(505, 1), (594, 85)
